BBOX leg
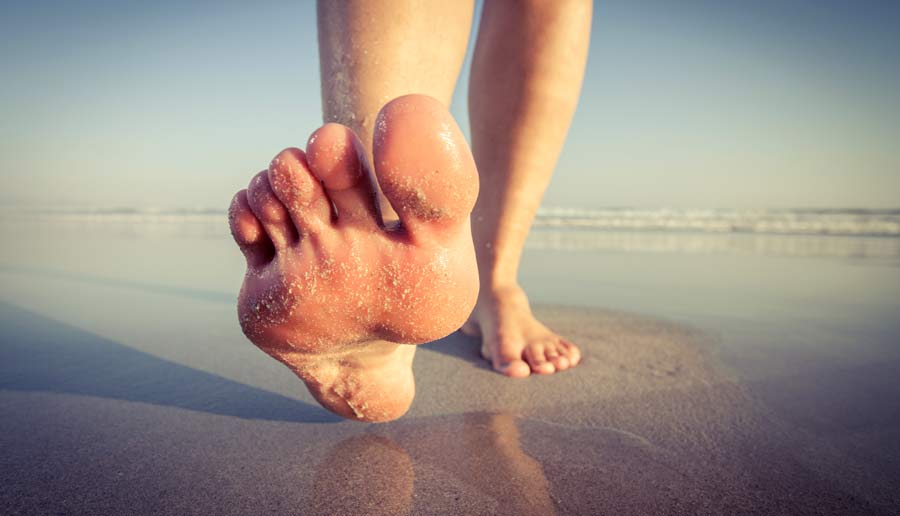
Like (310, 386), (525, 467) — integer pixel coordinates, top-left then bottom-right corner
(464, 0), (592, 377)
(227, 0), (477, 422)
(317, 0), (474, 218)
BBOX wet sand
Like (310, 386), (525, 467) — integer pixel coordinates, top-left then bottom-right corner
(1, 219), (899, 515)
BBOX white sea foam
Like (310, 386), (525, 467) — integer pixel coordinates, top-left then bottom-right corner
(1, 205), (898, 260)
(526, 229), (900, 260)
(533, 207), (900, 237)
(5, 205), (899, 237)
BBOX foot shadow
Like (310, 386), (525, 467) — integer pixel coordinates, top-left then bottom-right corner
(0, 301), (339, 423)
(0, 265), (234, 304)
(420, 331), (492, 371)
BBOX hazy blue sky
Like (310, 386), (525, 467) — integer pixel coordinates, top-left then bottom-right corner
(2, 0), (898, 210)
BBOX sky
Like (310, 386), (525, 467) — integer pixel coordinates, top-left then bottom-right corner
(1, 0), (898, 211)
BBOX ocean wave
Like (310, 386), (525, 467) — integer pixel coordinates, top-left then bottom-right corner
(2, 206), (899, 237)
(533, 207), (900, 237)
(526, 229), (900, 260)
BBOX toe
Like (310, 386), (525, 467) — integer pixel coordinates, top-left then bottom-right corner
(545, 341), (571, 371)
(247, 170), (299, 249)
(229, 190), (274, 266)
(268, 147), (332, 234)
(306, 123), (380, 227)
(489, 341), (531, 378)
(372, 94), (478, 240)
(559, 339), (582, 367)
(524, 342), (556, 375)
(495, 358), (531, 378)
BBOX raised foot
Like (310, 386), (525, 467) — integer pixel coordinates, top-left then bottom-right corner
(462, 285), (582, 378)
(228, 94), (479, 422)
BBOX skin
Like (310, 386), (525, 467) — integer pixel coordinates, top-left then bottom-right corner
(463, 0), (592, 377)
(229, 1), (592, 421)
(230, 95), (479, 422)
(317, 0), (474, 219)
(317, 0), (592, 378)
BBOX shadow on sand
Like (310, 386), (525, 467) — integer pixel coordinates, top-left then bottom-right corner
(421, 331), (493, 370)
(0, 265), (235, 304)
(0, 301), (339, 423)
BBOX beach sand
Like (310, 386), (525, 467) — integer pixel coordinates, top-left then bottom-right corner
(1, 217), (898, 515)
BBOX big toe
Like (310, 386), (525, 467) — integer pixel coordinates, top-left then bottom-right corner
(496, 359), (531, 378)
(372, 94), (478, 240)
(489, 346), (532, 378)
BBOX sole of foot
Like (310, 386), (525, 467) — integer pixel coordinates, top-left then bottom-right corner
(229, 94), (479, 422)
(462, 285), (582, 378)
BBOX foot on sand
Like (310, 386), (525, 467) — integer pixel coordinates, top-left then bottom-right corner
(228, 95), (479, 422)
(462, 285), (582, 378)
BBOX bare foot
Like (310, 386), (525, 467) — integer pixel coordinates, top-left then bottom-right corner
(462, 285), (582, 378)
(228, 95), (479, 422)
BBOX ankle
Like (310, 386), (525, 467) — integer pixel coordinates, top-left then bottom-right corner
(477, 265), (519, 292)
(478, 282), (525, 301)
